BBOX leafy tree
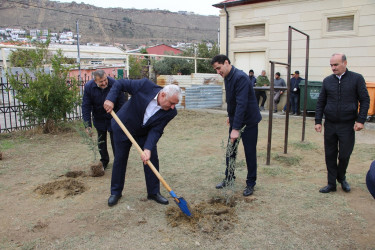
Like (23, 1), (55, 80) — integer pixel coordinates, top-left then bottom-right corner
(9, 40), (50, 67)
(128, 55), (148, 79)
(183, 42), (219, 74)
(151, 42), (219, 75)
(152, 56), (193, 75)
(7, 42), (81, 133)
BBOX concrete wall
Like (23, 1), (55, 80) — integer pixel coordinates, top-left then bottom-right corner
(157, 73), (225, 108)
(219, 0), (375, 82)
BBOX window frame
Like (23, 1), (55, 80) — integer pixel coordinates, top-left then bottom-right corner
(322, 10), (359, 37)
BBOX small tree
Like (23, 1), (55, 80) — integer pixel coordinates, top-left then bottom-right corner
(152, 56), (193, 75)
(129, 55), (149, 79)
(183, 42), (220, 73)
(7, 41), (81, 133)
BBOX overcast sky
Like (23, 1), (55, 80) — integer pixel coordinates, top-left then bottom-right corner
(51, 0), (222, 16)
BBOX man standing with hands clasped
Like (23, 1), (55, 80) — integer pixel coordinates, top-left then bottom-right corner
(211, 55), (262, 196)
(82, 70), (127, 170)
(315, 53), (370, 194)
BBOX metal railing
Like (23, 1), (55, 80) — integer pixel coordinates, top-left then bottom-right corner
(0, 77), (89, 133)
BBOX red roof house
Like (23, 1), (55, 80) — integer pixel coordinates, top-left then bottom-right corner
(146, 44), (182, 55)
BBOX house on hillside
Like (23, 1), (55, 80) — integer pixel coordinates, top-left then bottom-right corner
(146, 44), (182, 55)
(213, 0), (375, 82)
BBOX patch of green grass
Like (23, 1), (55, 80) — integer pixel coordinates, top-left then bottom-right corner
(0, 139), (15, 150)
(353, 144), (375, 162)
(291, 141), (318, 150)
(273, 154), (301, 166)
(347, 173), (367, 191)
(21, 238), (43, 250)
(260, 165), (294, 177)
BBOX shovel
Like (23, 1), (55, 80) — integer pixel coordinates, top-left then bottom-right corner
(110, 111), (192, 217)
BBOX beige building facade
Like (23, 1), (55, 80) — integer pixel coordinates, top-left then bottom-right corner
(216, 0), (375, 82)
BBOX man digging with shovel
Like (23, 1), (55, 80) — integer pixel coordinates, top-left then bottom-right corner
(103, 79), (181, 207)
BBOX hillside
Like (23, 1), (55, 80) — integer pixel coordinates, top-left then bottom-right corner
(0, 0), (220, 48)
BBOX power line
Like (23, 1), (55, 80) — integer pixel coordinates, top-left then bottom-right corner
(7, 0), (218, 33)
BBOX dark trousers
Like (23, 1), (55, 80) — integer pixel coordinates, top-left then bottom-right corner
(324, 121), (355, 186)
(290, 93), (299, 114)
(97, 130), (115, 166)
(225, 123), (258, 187)
(273, 91), (282, 111)
(255, 90), (267, 107)
(110, 136), (160, 196)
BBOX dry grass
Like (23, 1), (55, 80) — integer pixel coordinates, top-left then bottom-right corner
(0, 109), (374, 249)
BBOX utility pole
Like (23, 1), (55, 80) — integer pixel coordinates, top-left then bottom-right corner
(76, 20), (81, 82)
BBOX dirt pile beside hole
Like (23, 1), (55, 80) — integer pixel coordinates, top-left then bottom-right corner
(0, 152), (2, 160)
(32, 220), (48, 232)
(65, 170), (86, 178)
(165, 197), (237, 236)
(34, 179), (86, 197)
(90, 162), (104, 177)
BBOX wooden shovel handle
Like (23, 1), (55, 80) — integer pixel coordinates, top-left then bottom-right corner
(110, 111), (173, 193)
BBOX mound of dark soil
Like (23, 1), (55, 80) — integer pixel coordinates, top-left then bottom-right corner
(34, 179), (86, 197)
(0, 152), (2, 160)
(165, 197), (237, 236)
(65, 170), (86, 178)
(90, 162), (104, 177)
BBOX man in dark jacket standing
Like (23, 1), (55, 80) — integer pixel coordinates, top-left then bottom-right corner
(248, 69), (256, 87)
(290, 70), (303, 115)
(82, 70), (127, 169)
(212, 55), (262, 196)
(315, 53), (370, 194)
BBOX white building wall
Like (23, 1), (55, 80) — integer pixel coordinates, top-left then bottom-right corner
(219, 0), (375, 81)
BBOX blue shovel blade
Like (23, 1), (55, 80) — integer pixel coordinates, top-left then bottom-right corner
(175, 197), (192, 217)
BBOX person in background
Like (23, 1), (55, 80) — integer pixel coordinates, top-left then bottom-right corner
(249, 69), (257, 87)
(315, 53), (370, 194)
(366, 160), (375, 199)
(255, 70), (270, 111)
(273, 72), (286, 113)
(211, 55), (262, 196)
(290, 70), (303, 115)
(103, 79), (182, 207)
(82, 69), (127, 169)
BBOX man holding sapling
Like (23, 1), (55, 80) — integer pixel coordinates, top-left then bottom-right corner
(211, 54), (262, 196)
(82, 70), (127, 170)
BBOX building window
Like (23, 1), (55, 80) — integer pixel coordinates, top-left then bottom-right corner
(90, 60), (103, 65)
(327, 15), (354, 32)
(235, 24), (265, 38)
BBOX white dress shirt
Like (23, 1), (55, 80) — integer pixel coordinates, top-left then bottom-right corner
(143, 94), (161, 125)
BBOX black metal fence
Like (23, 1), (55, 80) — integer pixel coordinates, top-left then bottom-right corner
(0, 77), (86, 133)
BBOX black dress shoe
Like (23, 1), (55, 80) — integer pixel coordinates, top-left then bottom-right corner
(341, 180), (351, 192)
(147, 193), (169, 205)
(216, 179), (234, 189)
(216, 181), (227, 189)
(243, 186), (254, 196)
(319, 185), (337, 193)
(108, 194), (122, 207)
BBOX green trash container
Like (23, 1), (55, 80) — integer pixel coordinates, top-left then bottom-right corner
(299, 81), (322, 112)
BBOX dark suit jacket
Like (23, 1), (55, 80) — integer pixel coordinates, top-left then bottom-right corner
(82, 77), (126, 131)
(106, 78), (177, 151)
(225, 66), (262, 130)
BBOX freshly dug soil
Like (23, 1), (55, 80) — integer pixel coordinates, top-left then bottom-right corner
(165, 197), (237, 237)
(34, 179), (86, 197)
(65, 170), (86, 178)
